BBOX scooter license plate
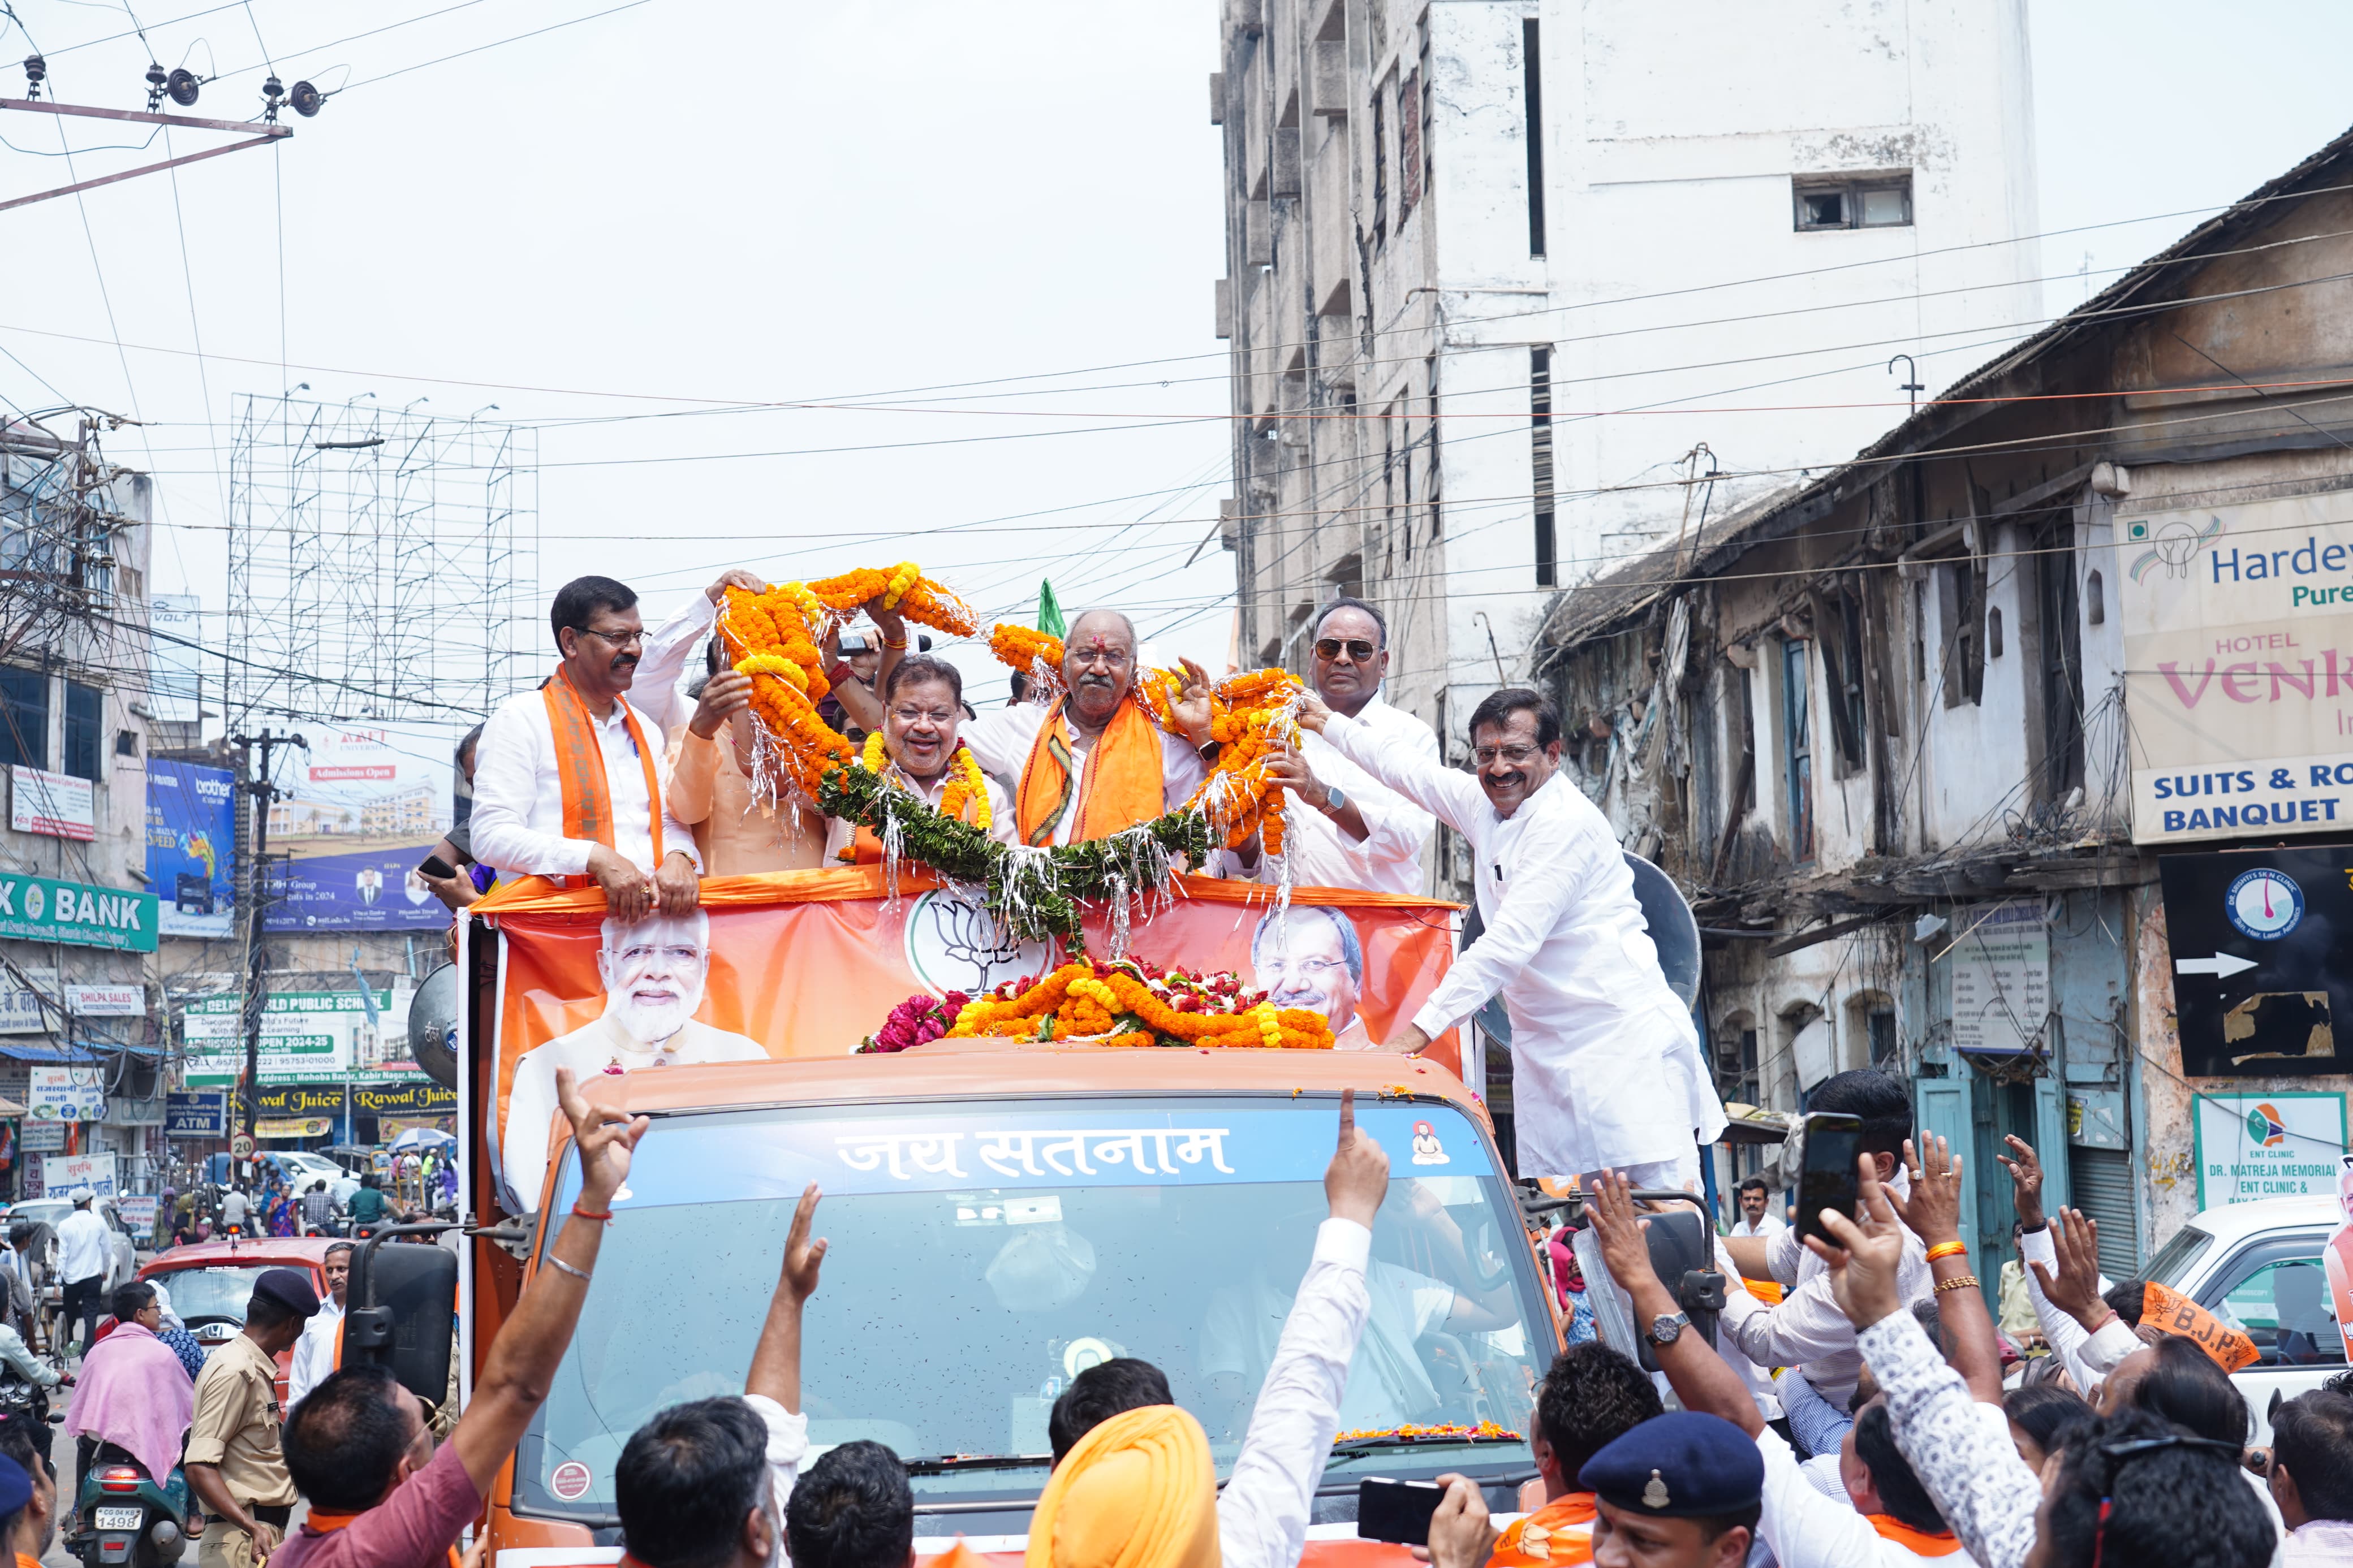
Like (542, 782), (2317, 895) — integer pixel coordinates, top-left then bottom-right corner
(92, 1507), (144, 1531)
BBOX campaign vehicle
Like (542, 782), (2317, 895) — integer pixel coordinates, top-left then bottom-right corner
(2140, 1191), (2345, 1445)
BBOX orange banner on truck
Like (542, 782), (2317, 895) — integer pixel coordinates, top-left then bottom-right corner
(473, 867), (1463, 1210)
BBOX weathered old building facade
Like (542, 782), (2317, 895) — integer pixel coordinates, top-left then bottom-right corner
(1212, 0), (2042, 869)
(1541, 129), (2353, 1281)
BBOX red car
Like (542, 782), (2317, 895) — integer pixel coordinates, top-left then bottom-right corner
(139, 1237), (343, 1402)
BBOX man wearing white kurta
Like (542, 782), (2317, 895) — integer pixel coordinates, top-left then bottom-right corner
(471, 572), (761, 915)
(1230, 598), (1437, 895)
(957, 610), (1212, 846)
(1297, 685), (1724, 1189)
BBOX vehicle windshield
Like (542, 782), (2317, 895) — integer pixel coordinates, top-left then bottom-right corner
(2144, 1224), (2215, 1290)
(151, 1265), (269, 1324)
(7, 1203), (67, 1229)
(518, 1096), (1547, 1527)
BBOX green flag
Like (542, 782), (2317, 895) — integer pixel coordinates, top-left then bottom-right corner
(1037, 580), (1067, 638)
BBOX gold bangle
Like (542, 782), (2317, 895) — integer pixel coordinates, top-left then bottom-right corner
(1933, 1273), (1981, 1294)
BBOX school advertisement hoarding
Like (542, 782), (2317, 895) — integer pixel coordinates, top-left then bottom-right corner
(264, 725), (459, 933)
(180, 988), (392, 1083)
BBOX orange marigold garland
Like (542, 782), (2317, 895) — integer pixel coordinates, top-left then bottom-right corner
(939, 959), (1333, 1048)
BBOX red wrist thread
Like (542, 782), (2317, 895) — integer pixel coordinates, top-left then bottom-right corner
(572, 1203), (614, 1223)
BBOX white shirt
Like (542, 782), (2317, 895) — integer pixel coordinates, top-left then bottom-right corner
(626, 591), (722, 742)
(747, 1393), (807, 1546)
(821, 763), (1015, 860)
(2015, 1225), (2139, 1392)
(56, 1208), (109, 1285)
(1717, 1170), (1932, 1406)
(1215, 1218), (1374, 1568)
(218, 1191), (249, 1226)
(1757, 1424), (1981, 1567)
(960, 699), (1207, 846)
(1319, 714), (1726, 1174)
(287, 1297), (343, 1409)
(1733, 1212), (1788, 1239)
(1260, 693), (1437, 895)
(471, 682), (700, 881)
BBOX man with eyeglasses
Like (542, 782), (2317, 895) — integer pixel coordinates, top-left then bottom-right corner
(1226, 598), (1437, 895)
(474, 573), (756, 921)
(959, 608), (1218, 846)
(1295, 684), (1722, 1193)
(824, 654), (1013, 860)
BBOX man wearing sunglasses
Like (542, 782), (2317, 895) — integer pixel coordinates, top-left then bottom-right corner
(1294, 683), (1721, 1193)
(474, 572), (759, 922)
(1227, 599), (1437, 896)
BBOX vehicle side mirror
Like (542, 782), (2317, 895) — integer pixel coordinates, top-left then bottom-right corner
(343, 1226), (456, 1408)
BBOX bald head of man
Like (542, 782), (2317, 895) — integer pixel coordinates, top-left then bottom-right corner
(1061, 609), (1139, 732)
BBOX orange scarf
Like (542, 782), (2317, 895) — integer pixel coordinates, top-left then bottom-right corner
(303, 1509), (463, 1568)
(1488, 1493), (1596, 1566)
(1865, 1515), (1962, 1557)
(1015, 696), (1165, 848)
(541, 665), (665, 882)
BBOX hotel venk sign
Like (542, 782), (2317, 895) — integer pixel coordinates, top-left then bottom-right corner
(0, 872), (158, 953)
(2122, 490), (2353, 845)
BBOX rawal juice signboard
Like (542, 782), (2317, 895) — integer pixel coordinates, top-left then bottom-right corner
(2124, 491), (2353, 844)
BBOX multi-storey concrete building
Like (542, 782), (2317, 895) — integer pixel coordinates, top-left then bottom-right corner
(1212, 0), (2044, 890)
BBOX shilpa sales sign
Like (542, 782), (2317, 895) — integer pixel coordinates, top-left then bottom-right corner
(2122, 490), (2353, 844)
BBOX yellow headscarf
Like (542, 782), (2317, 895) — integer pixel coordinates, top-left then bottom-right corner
(1025, 1406), (1220, 1568)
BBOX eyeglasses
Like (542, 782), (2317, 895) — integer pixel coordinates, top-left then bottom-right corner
(1314, 638), (1380, 662)
(1067, 646), (1131, 670)
(889, 706), (958, 727)
(1471, 744), (1542, 766)
(575, 625), (644, 649)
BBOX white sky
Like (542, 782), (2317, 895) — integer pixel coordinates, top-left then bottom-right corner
(3, 0), (2349, 740)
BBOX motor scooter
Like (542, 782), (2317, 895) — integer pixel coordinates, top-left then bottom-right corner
(68, 1442), (193, 1567)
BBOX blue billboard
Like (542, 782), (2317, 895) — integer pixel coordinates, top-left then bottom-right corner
(146, 762), (236, 938)
(262, 725), (458, 933)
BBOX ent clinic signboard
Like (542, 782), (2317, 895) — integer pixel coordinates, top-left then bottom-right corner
(2121, 490), (2353, 844)
(2194, 1091), (2348, 1207)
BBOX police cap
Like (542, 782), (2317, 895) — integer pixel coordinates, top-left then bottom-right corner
(251, 1266), (320, 1318)
(1578, 1411), (1764, 1520)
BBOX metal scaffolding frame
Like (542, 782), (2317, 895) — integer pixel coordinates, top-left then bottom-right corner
(225, 395), (539, 728)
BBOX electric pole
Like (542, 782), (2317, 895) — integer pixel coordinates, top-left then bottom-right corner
(230, 728), (305, 1181)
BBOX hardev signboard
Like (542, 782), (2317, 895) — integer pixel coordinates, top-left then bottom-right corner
(2121, 490), (2353, 844)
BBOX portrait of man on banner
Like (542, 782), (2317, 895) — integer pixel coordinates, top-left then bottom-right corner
(1249, 905), (1371, 1050)
(500, 906), (764, 1209)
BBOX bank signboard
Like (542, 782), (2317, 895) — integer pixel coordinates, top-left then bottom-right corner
(0, 872), (158, 952)
(2118, 490), (2353, 844)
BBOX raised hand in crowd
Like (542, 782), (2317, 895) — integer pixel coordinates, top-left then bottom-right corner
(1891, 1134), (2003, 1401)
(2026, 1209), (2108, 1329)
(1413, 1474), (1498, 1568)
(1803, 1153), (1908, 1331)
(747, 1183), (828, 1414)
(1325, 1087), (1390, 1228)
(1173, 656), (1218, 745)
(688, 670), (755, 740)
(1997, 1134), (2046, 1231)
(1586, 1169), (1762, 1435)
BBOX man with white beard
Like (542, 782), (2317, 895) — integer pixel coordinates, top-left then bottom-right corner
(499, 907), (765, 1211)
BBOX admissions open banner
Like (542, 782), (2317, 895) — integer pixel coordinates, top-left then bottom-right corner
(474, 867), (1462, 1210)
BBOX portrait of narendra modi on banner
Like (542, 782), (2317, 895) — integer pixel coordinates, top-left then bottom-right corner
(499, 907), (763, 1210)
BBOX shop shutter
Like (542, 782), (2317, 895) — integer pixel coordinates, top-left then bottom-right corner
(2068, 1144), (2141, 1280)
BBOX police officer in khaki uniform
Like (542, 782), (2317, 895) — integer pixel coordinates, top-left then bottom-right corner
(186, 1268), (318, 1568)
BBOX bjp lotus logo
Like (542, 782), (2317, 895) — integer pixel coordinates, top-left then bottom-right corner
(2246, 1103), (2289, 1148)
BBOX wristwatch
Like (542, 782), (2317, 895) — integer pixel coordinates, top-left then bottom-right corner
(1645, 1311), (1690, 1347)
(1320, 785), (1349, 816)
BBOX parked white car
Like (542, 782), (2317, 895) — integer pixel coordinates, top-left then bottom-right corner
(2142, 1193), (2345, 1445)
(2, 1196), (140, 1290)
